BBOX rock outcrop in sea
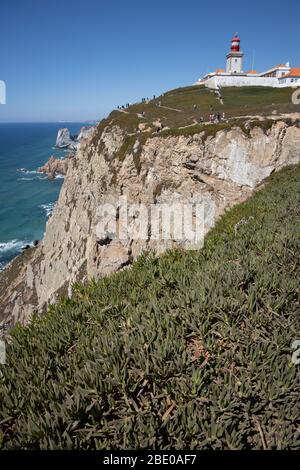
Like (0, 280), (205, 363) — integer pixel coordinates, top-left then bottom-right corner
(1, 113), (300, 327)
(55, 128), (74, 149)
(38, 126), (96, 178)
(56, 126), (94, 151)
(38, 155), (72, 179)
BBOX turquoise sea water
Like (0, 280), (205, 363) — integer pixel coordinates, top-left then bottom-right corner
(0, 122), (84, 270)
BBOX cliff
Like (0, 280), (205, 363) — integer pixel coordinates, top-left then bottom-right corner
(1, 110), (300, 327)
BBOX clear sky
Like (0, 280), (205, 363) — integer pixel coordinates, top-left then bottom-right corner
(0, 0), (299, 122)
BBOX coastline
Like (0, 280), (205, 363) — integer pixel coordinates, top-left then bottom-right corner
(0, 122), (87, 271)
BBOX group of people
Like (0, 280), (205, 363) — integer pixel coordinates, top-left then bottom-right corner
(117, 95), (226, 125)
(209, 111), (226, 123)
(117, 103), (130, 110)
(117, 95), (157, 110)
(141, 95), (156, 103)
(208, 105), (226, 123)
(193, 103), (226, 124)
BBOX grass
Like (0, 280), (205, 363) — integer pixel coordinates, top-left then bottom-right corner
(89, 85), (300, 160)
(163, 85), (299, 117)
(0, 165), (299, 450)
(221, 86), (299, 116)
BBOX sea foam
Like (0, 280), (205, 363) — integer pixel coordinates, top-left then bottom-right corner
(0, 239), (30, 254)
(39, 202), (56, 218)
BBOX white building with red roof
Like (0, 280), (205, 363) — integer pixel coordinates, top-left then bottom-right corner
(278, 68), (300, 87)
(197, 35), (299, 89)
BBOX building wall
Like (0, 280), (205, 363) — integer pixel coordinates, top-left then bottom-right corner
(260, 68), (290, 78)
(278, 77), (300, 87)
(226, 58), (242, 74)
(226, 54), (243, 74)
(202, 75), (280, 89)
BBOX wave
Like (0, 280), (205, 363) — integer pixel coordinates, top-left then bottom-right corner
(0, 239), (32, 254)
(39, 202), (56, 218)
(17, 167), (47, 181)
(17, 168), (42, 175)
(17, 176), (48, 181)
(0, 240), (34, 271)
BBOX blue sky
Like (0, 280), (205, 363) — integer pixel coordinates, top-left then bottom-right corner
(0, 0), (299, 122)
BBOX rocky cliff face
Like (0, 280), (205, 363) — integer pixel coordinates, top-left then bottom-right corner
(1, 117), (300, 327)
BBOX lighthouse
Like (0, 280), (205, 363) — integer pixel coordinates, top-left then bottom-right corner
(226, 34), (244, 74)
(197, 33), (297, 88)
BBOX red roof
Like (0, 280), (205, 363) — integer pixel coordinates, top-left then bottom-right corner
(285, 67), (300, 77)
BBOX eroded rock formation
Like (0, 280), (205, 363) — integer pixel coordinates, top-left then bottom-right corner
(56, 126), (95, 151)
(38, 155), (72, 179)
(56, 128), (74, 149)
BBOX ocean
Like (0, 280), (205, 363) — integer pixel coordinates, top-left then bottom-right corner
(0, 122), (85, 270)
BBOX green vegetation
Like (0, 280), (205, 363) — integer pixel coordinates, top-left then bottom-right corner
(221, 86), (298, 117)
(162, 85), (299, 119)
(1, 165), (299, 449)
(90, 85), (300, 158)
(116, 135), (137, 162)
(160, 121), (235, 139)
(94, 85), (300, 138)
(150, 118), (287, 141)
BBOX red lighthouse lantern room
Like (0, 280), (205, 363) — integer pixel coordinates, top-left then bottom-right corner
(231, 34), (241, 52)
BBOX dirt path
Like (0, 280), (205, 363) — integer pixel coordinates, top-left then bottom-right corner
(178, 119), (199, 129)
(156, 104), (183, 113)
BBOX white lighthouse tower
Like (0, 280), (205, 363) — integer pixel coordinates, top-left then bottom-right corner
(226, 34), (244, 74)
